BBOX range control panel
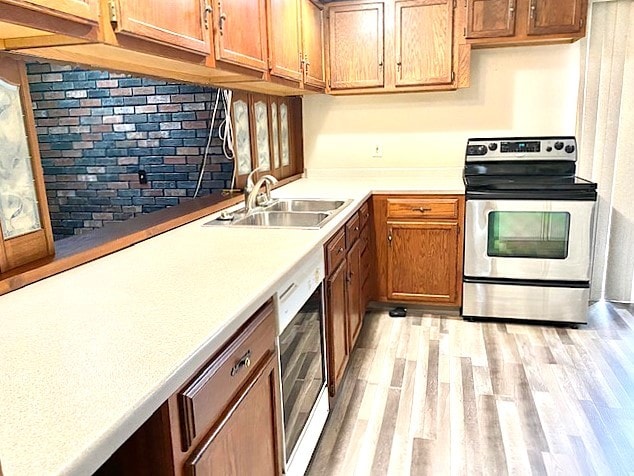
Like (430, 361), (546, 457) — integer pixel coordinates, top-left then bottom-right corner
(466, 137), (577, 161)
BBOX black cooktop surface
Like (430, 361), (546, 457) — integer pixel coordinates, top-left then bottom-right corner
(464, 175), (597, 191)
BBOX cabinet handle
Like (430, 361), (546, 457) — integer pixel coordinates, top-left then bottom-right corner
(354, 226), (359, 232)
(509, 0), (515, 13)
(412, 207), (432, 213)
(203, 0), (212, 29)
(338, 246), (344, 254)
(230, 350), (252, 377)
(397, 61), (402, 72)
(530, 1), (536, 19)
(379, 59), (383, 68)
(219, 9), (227, 35)
(388, 233), (392, 244)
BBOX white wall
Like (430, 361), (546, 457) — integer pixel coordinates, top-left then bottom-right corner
(303, 43), (581, 170)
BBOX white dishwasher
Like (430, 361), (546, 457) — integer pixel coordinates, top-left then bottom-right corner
(275, 249), (329, 476)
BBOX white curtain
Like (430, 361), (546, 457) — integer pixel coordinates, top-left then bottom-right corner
(578, 0), (634, 302)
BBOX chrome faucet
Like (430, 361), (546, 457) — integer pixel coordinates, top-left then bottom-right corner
(244, 166), (278, 213)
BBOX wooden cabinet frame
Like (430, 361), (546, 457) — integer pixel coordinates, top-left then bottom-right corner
(231, 92), (303, 189)
(0, 55), (54, 273)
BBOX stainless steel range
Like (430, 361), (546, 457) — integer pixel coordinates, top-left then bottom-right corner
(462, 137), (598, 325)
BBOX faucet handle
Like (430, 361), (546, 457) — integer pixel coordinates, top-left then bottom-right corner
(245, 165), (265, 192)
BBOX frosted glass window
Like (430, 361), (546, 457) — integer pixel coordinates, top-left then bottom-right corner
(280, 103), (290, 167)
(232, 99), (252, 176)
(271, 103), (280, 169)
(254, 101), (271, 172)
(0, 79), (41, 239)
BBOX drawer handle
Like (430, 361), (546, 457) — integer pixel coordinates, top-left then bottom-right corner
(338, 246), (344, 254)
(231, 350), (252, 377)
(354, 226), (359, 231)
(412, 207), (432, 213)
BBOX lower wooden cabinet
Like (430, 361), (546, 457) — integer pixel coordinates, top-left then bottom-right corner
(184, 354), (281, 476)
(325, 258), (349, 397)
(324, 200), (372, 397)
(96, 299), (283, 476)
(387, 221), (460, 304)
(373, 194), (464, 307)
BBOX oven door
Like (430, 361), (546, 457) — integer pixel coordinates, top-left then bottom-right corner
(464, 199), (596, 281)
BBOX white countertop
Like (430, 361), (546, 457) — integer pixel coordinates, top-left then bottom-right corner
(0, 172), (463, 476)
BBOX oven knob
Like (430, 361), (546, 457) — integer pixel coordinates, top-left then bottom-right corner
(565, 144), (576, 154)
(546, 146), (553, 152)
(488, 143), (498, 151)
(554, 141), (564, 150)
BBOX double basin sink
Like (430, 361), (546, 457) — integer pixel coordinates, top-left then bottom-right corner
(207, 198), (352, 229)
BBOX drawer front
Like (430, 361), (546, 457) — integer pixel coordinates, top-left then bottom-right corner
(179, 301), (276, 451)
(387, 197), (459, 220)
(325, 228), (346, 275)
(345, 213), (361, 248)
(359, 201), (370, 229)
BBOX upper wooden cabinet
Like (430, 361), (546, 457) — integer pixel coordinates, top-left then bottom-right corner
(328, 2), (385, 90)
(268, 0), (303, 82)
(466, 0), (587, 46)
(466, 0), (515, 39)
(326, 0), (470, 94)
(528, 0), (586, 36)
(301, 0), (326, 89)
(214, 0), (269, 71)
(109, 0), (212, 55)
(0, 55), (54, 274)
(0, 0), (100, 46)
(3, 0), (100, 22)
(394, 0), (454, 87)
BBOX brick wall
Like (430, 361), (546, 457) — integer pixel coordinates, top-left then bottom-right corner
(26, 62), (234, 240)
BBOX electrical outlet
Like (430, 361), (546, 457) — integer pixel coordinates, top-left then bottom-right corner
(372, 143), (383, 158)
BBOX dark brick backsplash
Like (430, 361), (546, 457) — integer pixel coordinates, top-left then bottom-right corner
(27, 62), (234, 240)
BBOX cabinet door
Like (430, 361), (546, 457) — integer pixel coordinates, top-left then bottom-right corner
(302, 0), (326, 89)
(326, 260), (348, 397)
(268, 0), (302, 81)
(387, 221), (459, 304)
(114, 0), (211, 54)
(215, 0), (268, 71)
(328, 3), (384, 89)
(231, 92), (254, 189)
(252, 95), (272, 173)
(395, 0), (453, 87)
(184, 355), (283, 476)
(2, 0), (100, 23)
(527, 0), (585, 36)
(466, 0), (516, 39)
(278, 99), (292, 178)
(0, 55), (54, 273)
(346, 239), (362, 351)
(269, 100), (282, 179)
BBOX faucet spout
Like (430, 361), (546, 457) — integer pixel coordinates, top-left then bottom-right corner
(245, 174), (278, 214)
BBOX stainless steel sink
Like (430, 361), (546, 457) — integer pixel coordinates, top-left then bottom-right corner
(203, 198), (353, 229)
(231, 211), (330, 229)
(264, 199), (346, 213)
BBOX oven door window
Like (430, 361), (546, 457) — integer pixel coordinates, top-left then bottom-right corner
(279, 285), (325, 459)
(487, 211), (571, 259)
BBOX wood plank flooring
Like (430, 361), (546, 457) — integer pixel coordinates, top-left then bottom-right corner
(307, 302), (634, 476)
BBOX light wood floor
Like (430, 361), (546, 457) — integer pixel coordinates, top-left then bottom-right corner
(307, 302), (634, 476)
